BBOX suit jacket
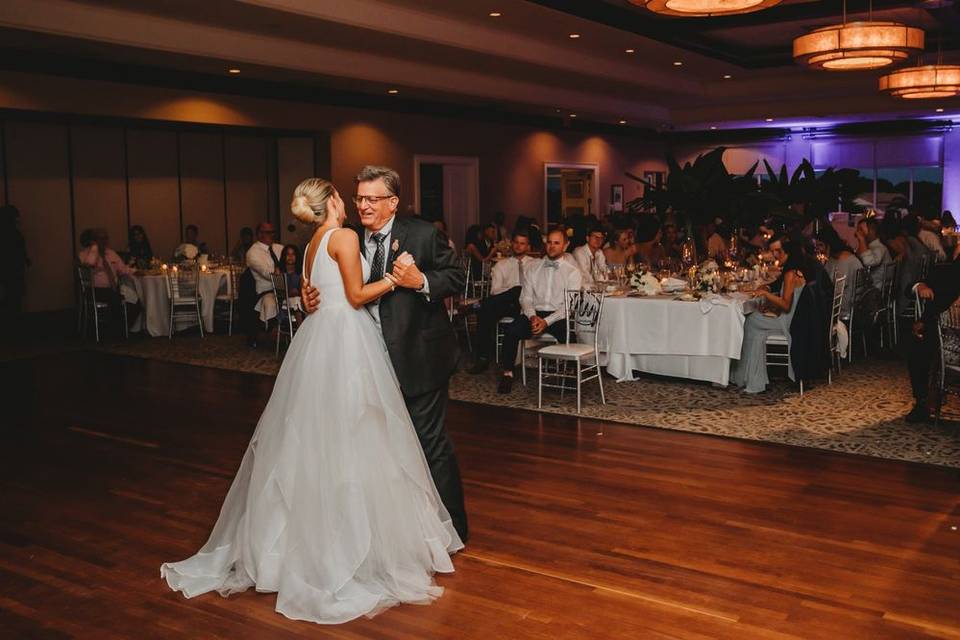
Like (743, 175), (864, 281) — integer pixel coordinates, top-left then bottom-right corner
(361, 215), (465, 397)
(919, 259), (960, 324)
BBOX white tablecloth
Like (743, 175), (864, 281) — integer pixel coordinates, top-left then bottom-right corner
(133, 271), (229, 337)
(597, 294), (750, 385)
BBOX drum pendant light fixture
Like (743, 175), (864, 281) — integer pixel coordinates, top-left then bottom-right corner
(632, 0), (781, 18)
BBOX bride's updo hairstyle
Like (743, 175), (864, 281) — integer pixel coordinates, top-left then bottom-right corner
(291, 178), (336, 225)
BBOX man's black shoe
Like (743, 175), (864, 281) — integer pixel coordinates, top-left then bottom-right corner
(904, 402), (931, 424)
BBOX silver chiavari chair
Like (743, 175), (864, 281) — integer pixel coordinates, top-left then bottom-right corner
(164, 262), (204, 339)
(271, 272), (298, 357)
(827, 273), (846, 384)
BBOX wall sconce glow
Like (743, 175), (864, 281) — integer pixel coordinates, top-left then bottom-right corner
(793, 22), (924, 70)
(228, 68), (241, 74)
(879, 65), (960, 98)
(632, 0), (781, 17)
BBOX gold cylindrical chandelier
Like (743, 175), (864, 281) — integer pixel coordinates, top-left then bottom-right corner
(632, 0), (781, 17)
(879, 64), (960, 98)
(793, 21), (925, 70)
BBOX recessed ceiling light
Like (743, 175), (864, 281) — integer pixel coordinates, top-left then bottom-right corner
(387, 89), (399, 94)
(569, 113), (577, 118)
(228, 68), (241, 74)
(619, 119), (627, 124)
(936, 107), (945, 112)
(625, 48), (635, 53)
(710, 126), (717, 130)
(723, 74), (732, 79)
(488, 11), (502, 17)
(765, 117), (774, 122)
(569, 33), (580, 39)
(673, 61), (683, 66)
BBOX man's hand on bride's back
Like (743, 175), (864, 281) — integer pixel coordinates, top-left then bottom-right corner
(302, 280), (320, 314)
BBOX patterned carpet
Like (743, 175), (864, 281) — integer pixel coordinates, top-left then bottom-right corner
(79, 332), (960, 469)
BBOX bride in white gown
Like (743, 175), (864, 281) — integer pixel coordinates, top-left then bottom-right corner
(161, 178), (463, 624)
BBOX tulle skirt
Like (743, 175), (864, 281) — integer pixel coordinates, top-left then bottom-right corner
(161, 302), (463, 624)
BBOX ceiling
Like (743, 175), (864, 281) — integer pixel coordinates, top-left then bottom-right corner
(0, 0), (958, 133)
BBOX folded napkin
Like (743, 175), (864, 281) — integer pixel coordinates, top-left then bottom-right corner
(697, 293), (731, 314)
(660, 277), (686, 292)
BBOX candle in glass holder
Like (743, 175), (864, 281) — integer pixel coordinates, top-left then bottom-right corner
(161, 263), (168, 271)
(172, 265), (178, 273)
(200, 264), (208, 272)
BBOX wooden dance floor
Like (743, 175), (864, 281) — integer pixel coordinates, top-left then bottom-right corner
(2, 351), (958, 639)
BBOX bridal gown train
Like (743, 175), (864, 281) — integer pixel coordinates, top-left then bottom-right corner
(161, 227), (463, 624)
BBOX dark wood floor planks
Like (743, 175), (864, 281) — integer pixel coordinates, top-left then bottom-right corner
(0, 351), (957, 639)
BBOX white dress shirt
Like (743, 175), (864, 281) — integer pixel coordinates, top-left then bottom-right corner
(858, 238), (892, 289)
(571, 244), (606, 284)
(246, 241), (284, 321)
(363, 215), (431, 327)
(520, 256), (583, 327)
(490, 255), (540, 296)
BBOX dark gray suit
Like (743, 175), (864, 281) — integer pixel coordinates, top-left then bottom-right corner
(362, 215), (468, 540)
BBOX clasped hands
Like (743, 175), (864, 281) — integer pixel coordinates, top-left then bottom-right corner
(529, 315), (548, 335)
(301, 251), (423, 314)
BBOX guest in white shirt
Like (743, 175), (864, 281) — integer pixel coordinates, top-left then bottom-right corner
(467, 230), (539, 373)
(855, 218), (892, 289)
(498, 228), (582, 394)
(243, 222), (284, 346)
(572, 224), (607, 284)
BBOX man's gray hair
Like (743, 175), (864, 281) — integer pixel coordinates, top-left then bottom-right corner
(356, 165), (401, 198)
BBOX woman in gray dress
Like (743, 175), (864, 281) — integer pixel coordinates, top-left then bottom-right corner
(731, 233), (806, 393)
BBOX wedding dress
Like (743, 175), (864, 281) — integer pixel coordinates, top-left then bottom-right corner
(161, 227), (463, 624)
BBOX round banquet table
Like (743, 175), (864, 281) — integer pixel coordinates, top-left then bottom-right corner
(597, 293), (755, 386)
(132, 270), (229, 337)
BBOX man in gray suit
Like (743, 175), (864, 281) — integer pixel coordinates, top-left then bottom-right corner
(302, 166), (468, 541)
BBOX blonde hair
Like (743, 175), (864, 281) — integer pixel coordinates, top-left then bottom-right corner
(291, 178), (336, 225)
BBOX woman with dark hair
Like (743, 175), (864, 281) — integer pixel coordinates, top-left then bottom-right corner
(464, 224), (494, 281)
(0, 205), (30, 336)
(731, 233), (806, 393)
(278, 244), (303, 326)
(821, 226), (862, 318)
(634, 215), (664, 266)
(126, 225), (153, 267)
(879, 214), (909, 263)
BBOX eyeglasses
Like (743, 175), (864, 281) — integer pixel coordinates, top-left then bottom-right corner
(352, 195), (395, 206)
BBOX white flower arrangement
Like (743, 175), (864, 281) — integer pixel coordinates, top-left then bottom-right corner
(174, 243), (199, 260)
(629, 270), (661, 295)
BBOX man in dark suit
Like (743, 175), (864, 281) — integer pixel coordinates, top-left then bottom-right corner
(302, 166), (469, 541)
(905, 251), (960, 423)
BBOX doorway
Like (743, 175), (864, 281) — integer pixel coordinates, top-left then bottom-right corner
(544, 162), (599, 227)
(414, 155), (480, 251)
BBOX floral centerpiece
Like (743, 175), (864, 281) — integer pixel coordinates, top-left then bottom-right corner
(698, 259), (720, 292)
(494, 239), (511, 256)
(629, 268), (662, 295)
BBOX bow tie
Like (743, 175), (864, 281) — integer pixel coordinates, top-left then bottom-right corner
(544, 259), (560, 270)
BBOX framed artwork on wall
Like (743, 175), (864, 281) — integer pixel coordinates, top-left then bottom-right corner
(611, 183), (624, 211)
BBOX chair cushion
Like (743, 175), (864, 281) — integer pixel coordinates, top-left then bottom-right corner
(538, 343), (596, 359)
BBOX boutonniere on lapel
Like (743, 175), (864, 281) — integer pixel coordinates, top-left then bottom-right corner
(391, 239), (400, 253)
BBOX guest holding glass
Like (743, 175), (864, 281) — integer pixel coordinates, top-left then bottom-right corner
(731, 233), (806, 393)
(855, 218), (892, 289)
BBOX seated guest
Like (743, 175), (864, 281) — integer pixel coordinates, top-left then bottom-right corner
(904, 255), (960, 422)
(126, 225), (153, 267)
(705, 218), (727, 259)
(660, 222), (682, 260)
(78, 228), (139, 335)
(822, 229), (862, 319)
(635, 215), (664, 266)
(174, 224), (208, 259)
(855, 218), (892, 289)
(497, 228), (582, 394)
(463, 224), (494, 281)
(918, 210), (947, 262)
(432, 219), (456, 251)
(231, 227), (254, 265)
(879, 214), (909, 263)
(572, 223), (607, 283)
(494, 210), (509, 243)
(278, 243), (303, 326)
(242, 222), (284, 348)
(731, 233), (806, 393)
(942, 210), (958, 255)
(603, 227), (637, 269)
(467, 230), (538, 374)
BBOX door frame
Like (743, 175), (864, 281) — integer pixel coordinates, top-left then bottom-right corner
(543, 161), (599, 226)
(413, 154), (480, 217)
